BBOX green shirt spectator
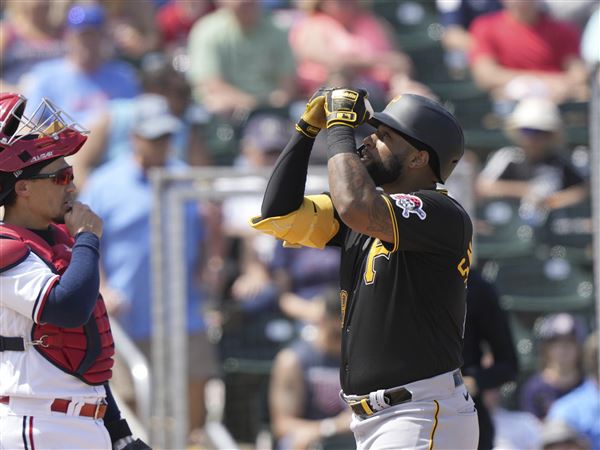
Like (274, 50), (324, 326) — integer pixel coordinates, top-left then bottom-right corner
(187, 3), (296, 117)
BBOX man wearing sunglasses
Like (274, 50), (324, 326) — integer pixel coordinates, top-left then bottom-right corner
(0, 93), (149, 449)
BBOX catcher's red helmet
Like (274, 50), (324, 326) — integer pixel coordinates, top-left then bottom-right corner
(0, 93), (88, 203)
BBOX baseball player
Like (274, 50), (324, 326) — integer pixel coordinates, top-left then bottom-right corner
(0, 93), (149, 450)
(250, 88), (479, 449)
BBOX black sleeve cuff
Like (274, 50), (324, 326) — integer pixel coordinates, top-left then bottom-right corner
(105, 418), (133, 443)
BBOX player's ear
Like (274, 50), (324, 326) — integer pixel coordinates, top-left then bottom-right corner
(409, 150), (429, 169)
(14, 180), (32, 198)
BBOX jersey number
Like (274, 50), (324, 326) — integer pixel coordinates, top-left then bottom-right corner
(364, 240), (391, 285)
(457, 241), (473, 284)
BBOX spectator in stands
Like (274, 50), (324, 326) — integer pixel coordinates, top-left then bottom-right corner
(70, 52), (211, 189)
(289, 0), (426, 108)
(79, 94), (218, 442)
(541, 420), (590, 450)
(50, 0), (160, 62)
(476, 97), (588, 223)
(462, 269), (519, 449)
(272, 243), (340, 325)
(469, 0), (589, 104)
(156, 0), (214, 52)
(270, 289), (353, 450)
(519, 313), (586, 420)
(220, 114), (294, 314)
(21, 3), (139, 127)
(436, 0), (502, 77)
(481, 387), (542, 450)
(98, 0), (160, 61)
(187, 0), (297, 118)
(547, 331), (600, 450)
(0, 0), (66, 91)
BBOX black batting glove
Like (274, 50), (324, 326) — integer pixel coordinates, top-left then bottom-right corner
(324, 87), (372, 128)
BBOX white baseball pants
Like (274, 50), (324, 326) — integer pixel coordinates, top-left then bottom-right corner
(0, 401), (111, 450)
(349, 370), (479, 449)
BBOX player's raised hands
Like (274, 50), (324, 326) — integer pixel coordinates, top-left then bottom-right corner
(324, 87), (373, 129)
(295, 87), (330, 138)
(65, 201), (103, 238)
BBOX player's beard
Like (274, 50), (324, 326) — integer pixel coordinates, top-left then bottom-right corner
(365, 153), (403, 187)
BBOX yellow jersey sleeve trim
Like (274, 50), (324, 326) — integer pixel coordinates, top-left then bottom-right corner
(381, 194), (399, 252)
(249, 194), (340, 249)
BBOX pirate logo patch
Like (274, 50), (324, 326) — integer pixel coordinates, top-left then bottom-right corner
(390, 194), (427, 220)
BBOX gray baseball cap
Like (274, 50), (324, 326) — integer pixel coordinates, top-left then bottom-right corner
(132, 94), (182, 140)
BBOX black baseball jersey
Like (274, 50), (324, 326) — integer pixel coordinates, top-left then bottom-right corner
(328, 189), (473, 395)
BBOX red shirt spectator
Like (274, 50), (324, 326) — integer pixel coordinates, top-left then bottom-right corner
(470, 10), (580, 72)
(468, 1), (588, 103)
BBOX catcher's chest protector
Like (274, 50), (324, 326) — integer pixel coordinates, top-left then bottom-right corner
(0, 223), (115, 385)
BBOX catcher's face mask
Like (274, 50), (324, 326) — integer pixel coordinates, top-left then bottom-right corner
(0, 93), (88, 204)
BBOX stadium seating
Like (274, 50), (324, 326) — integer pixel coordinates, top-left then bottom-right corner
(536, 200), (593, 265)
(475, 198), (536, 260)
(482, 256), (595, 313)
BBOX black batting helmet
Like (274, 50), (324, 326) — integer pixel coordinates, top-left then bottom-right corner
(368, 94), (464, 183)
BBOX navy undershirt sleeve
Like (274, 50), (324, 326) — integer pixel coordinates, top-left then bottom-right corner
(39, 232), (101, 328)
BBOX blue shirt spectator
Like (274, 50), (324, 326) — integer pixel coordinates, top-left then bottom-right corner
(80, 153), (205, 341)
(547, 379), (600, 450)
(23, 58), (139, 126)
(20, 3), (139, 127)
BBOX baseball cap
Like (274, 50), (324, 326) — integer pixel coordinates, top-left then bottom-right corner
(242, 114), (292, 152)
(534, 313), (586, 342)
(507, 97), (562, 132)
(67, 4), (106, 30)
(131, 94), (182, 140)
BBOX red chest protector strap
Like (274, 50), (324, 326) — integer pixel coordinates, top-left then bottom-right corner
(0, 223), (114, 385)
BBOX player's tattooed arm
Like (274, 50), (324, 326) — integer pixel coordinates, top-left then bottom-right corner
(328, 153), (396, 244)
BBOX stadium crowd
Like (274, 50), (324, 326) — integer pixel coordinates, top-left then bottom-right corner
(1, 0), (598, 449)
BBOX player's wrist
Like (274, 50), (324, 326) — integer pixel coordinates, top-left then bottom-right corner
(295, 119), (320, 139)
(326, 125), (357, 159)
(112, 436), (135, 450)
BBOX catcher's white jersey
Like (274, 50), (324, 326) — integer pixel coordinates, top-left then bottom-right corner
(0, 252), (105, 399)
